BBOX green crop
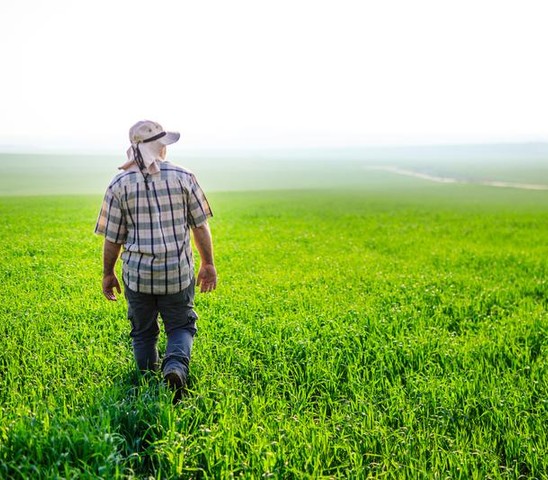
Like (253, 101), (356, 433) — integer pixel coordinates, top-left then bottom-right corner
(0, 182), (547, 478)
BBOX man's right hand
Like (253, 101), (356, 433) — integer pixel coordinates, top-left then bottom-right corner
(102, 273), (121, 301)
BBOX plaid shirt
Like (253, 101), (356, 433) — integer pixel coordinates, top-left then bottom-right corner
(95, 161), (213, 294)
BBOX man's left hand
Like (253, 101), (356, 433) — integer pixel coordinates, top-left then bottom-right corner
(197, 264), (217, 293)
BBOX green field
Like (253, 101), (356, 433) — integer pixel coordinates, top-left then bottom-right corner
(0, 150), (547, 478)
(1, 143), (547, 196)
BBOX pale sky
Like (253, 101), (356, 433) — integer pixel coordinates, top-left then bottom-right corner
(1, 0), (547, 151)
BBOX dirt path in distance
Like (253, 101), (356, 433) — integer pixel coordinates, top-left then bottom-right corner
(367, 166), (548, 191)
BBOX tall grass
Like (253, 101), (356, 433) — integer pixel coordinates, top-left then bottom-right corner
(0, 186), (547, 478)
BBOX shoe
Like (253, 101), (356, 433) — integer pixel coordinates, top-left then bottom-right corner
(164, 370), (185, 404)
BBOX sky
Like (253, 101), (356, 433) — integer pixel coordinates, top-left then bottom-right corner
(1, 0), (547, 152)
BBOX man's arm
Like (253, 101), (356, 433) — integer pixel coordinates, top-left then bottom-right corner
(102, 239), (122, 301)
(191, 222), (217, 293)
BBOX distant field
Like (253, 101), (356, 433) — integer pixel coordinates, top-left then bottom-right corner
(1, 143), (547, 196)
(0, 182), (547, 477)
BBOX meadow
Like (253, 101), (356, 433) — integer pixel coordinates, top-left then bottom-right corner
(0, 149), (547, 478)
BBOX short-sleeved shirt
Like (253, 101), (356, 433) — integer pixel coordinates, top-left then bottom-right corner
(95, 161), (212, 295)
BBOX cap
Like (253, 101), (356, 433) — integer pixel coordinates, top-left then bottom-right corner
(129, 120), (180, 146)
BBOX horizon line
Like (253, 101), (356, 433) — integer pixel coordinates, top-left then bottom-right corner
(1, 139), (548, 156)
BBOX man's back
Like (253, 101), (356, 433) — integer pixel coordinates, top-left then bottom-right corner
(96, 161), (213, 294)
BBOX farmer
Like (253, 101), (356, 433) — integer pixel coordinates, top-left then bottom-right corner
(95, 120), (216, 400)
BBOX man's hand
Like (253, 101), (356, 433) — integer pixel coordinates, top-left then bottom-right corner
(192, 223), (217, 293)
(102, 239), (123, 301)
(103, 273), (121, 301)
(196, 264), (217, 293)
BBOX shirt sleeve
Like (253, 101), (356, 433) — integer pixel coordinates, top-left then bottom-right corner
(94, 186), (128, 244)
(187, 174), (213, 228)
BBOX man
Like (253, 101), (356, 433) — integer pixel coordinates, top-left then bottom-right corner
(95, 120), (216, 400)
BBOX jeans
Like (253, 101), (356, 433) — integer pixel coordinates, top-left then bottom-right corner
(124, 281), (198, 381)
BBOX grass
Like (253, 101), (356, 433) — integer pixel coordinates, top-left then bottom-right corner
(2, 146), (547, 196)
(0, 179), (547, 478)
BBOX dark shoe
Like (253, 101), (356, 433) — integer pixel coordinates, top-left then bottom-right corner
(164, 370), (185, 404)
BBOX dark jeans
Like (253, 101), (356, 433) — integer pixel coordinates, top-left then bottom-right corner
(124, 281), (198, 380)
